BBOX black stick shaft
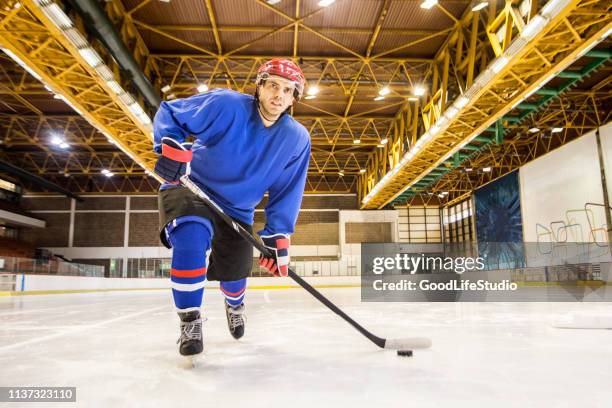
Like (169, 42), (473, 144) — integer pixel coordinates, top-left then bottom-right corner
(286, 270), (385, 348)
(180, 176), (386, 349)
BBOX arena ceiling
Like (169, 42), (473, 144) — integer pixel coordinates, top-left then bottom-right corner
(0, 0), (610, 208)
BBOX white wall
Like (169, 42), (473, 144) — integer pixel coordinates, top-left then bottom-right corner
(520, 123), (611, 243)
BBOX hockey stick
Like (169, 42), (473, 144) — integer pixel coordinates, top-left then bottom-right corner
(180, 175), (431, 350)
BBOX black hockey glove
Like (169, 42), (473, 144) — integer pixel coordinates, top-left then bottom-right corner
(154, 137), (193, 183)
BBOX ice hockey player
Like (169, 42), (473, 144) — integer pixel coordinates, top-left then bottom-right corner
(152, 59), (310, 359)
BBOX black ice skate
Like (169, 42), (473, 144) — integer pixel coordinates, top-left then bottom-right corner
(177, 310), (203, 357)
(225, 301), (246, 340)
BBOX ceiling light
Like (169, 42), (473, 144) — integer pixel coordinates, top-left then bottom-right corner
(380, 138), (388, 145)
(353, 139), (361, 144)
(78, 47), (102, 68)
(42, 3), (73, 29)
(442, 191), (448, 195)
(528, 127), (540, 133)
(444, 106), (459, 120)
(318, 0), (335, 7)
(520, 15), (548, 41)
(490, 56), (509, 74)
(136, 113), (152, 126)
(64, 27), (88, 49)
(104, 172), (114, 178)
(374, 95), (385, 101)
(377, 144), (385, 148)
(420, 0), (438, 9)
(93, 66), (113, 82)
(436, 116), (449, 128)
(551, 127), (563, 133)
(304, 95), (316, 100)
(338, 171), (344, 177)
(471, 1), (488, 11)
(378, 86), (391, 96)
(127, 102), (145, 117)
(408, 96), (419, 101)
(197, 83), (209, 93)
(307, 85), (319, 96)
(438, 193), (445, 198)
(455, 95), (469, 109)
(59, 142), (69, 149)
(118, 92), (135, 106)
(106, 80), (122, 94)
(483, 167), (492, 172)
(360, 169), (366, 174)
(267, 0), (282, 4)
(101, 169), (110, 175)
(465, 167), (473, 172)
(161, 85), (171, 93)
(413, 85), (426, 96)
(51, 136), (63, 145)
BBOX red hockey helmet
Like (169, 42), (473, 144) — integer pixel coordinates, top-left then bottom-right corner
(256, 59), (306, 100)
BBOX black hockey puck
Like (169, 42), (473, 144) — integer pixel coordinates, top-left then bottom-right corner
(397, 350), (413, 357)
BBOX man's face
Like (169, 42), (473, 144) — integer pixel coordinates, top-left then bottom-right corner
(257, 75), (296, 118)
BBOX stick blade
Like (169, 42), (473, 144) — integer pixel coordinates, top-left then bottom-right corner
(384, 337), (432, 350)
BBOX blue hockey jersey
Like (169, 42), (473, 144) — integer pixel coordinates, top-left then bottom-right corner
(153, 88), (311, 237)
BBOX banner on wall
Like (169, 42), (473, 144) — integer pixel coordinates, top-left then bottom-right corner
(474, 171), (524, 270)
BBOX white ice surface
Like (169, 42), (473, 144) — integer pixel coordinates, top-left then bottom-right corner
(1, 288), (612, 408)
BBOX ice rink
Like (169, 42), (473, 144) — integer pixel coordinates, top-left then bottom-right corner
(1, 287), (612, 408)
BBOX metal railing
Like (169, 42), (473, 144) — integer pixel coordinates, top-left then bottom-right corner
(124, 256), (361, 279)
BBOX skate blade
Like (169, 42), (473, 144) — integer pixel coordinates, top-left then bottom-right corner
(181, 354), (202, 369)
